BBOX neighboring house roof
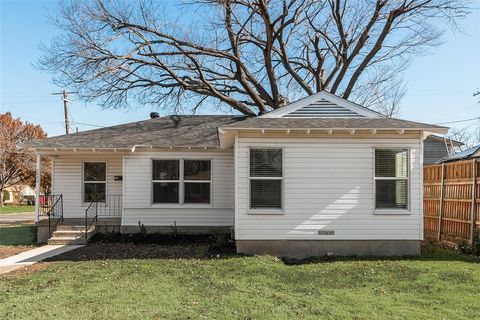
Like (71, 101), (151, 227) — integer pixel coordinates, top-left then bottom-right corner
(21, 92), (448, 150)
(442, 144), (480, 162)
(23, 115), (247, 150)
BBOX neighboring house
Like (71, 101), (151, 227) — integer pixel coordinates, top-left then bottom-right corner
(3, 184), (35, 205)
(440, 144), (480, 163)
(423, 135), (463, 165)
(22, 92), (448, 258)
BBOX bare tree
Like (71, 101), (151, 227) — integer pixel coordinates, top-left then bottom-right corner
(353, 71), (407, 117)
(39, 0), (469, 115)
(449, 124), (480, 149)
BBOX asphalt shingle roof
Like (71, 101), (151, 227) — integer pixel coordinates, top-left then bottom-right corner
(24, 115), (247, 149)
(23, 115), (447, 150)
(220, 117), (448, 130)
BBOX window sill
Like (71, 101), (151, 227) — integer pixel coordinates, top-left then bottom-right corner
(247, 209), (284, 215)
(374, 209), (411, 215)
(150, 203), (213, 209)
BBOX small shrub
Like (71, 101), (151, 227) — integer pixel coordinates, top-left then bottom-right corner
(458, 239), (470, 254)
(457, 236), (480, 256)
(211, 227), (227, 249)
(171, 220), (178, 239)
(138, 221), (148, 238)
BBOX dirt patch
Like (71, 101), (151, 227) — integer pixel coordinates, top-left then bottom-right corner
(45, 242), (235, 262)
(0, 245), (35, 259)
(0, 262), (51, 278)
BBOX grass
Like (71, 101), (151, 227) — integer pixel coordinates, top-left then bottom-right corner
(0, 225), (37, 246)
(1, 246), (480, 319)
(0, 205), (34, 214)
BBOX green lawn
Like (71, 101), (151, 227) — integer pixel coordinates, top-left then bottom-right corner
(1, 246), (479, 319)
(0, 205), (34, 214)
(0, 225), (37, 246)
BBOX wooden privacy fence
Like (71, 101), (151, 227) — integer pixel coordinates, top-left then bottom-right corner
(424, 159), (480, 245)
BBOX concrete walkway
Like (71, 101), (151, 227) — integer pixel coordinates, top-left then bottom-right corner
(0, 245), (83, 275)
(0, 212), (35, 224)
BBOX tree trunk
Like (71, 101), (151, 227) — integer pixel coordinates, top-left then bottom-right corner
(0, 188), (4, 208)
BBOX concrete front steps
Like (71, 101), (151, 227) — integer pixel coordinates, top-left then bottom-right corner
(48, 225), (96, 245)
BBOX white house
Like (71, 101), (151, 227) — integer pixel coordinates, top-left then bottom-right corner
(23, 92), (448, 258)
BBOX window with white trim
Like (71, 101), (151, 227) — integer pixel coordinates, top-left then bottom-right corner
(152, 159), (211, 204)
(184, 160), (211, 204)
(83, 162), (106, 202)
(374, 149), (408, 209)
(249, 149), (283, 209)
(152, 160), (180, 203)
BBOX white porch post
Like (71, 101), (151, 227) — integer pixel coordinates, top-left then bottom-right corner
(34, 153), (41, 223)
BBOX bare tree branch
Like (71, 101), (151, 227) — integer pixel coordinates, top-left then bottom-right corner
(38, 0), (470, 115)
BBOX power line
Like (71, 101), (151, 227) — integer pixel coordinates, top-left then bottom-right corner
(69, 121), (106, 128)
(435, 117), (480, 125)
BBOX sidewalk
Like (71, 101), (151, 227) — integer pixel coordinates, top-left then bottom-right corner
(0, 212), (35, 224)
(0, 245), (82, 275)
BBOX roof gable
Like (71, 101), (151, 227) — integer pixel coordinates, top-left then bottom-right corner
(260, 91), (383, 119)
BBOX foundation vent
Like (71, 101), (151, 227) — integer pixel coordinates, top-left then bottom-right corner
(318, 230), (335, 235)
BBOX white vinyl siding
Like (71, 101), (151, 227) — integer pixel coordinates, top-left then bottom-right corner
(51, 153), (123, 218)
(123, 151), (234, 226)
(235, 136), (422, 240)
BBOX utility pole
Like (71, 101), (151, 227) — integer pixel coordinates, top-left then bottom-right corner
(52, 90), (77, 135)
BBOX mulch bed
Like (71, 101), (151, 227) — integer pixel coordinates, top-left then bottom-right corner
(44, 243), (212, 261)
(44, 233), (236, 262)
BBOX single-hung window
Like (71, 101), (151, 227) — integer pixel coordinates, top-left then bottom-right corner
(250, 149), (283, 209)
(374, 149), (408, 209)
(184, 160), (211, 204)
(152, 160), (180, 203)
(83, 162), (106, 202)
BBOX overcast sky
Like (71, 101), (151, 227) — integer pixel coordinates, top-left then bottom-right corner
(1, 0), (479, 138)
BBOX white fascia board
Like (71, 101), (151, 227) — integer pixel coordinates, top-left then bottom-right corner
(260, 91), (383, 118)
(219, 127), (449, 134)
(31, 147), (132, 153)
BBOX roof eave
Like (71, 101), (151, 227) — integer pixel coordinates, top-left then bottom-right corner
(219, 127), (448, 134)
(26, 145), (224, 153)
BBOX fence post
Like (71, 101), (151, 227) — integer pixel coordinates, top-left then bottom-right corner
(437, 163), (445, 241)
(471, 159), (478, 244)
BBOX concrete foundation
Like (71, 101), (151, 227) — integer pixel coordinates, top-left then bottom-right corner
(36, 221), (50, 244)
(236, 240), (421, 259)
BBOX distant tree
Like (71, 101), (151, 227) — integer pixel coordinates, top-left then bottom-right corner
(39, 0), (469, 116)
(0, 113), (49, 207)
(449, 125), (480, 149)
